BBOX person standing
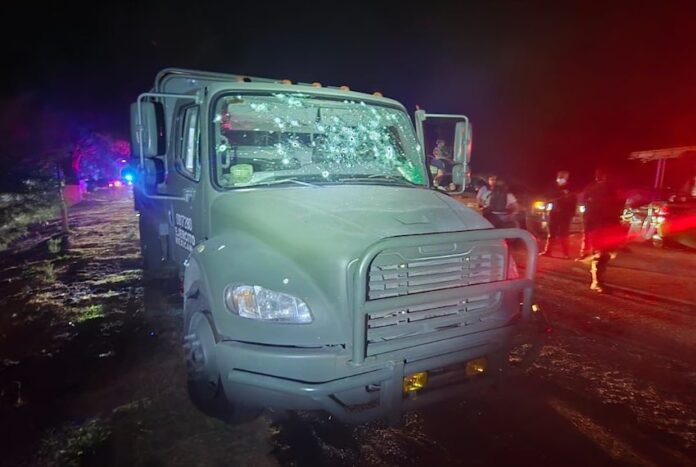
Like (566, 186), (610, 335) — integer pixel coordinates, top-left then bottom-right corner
(476, 175), (497, 208)
(482, 178), (519, 228)
(581, 168), (625, 293)
(540, 170), (577, 259)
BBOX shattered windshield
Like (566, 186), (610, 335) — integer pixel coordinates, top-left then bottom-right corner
(212, 93), (427, 188)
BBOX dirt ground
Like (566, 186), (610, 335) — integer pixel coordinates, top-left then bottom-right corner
(0, 191), (277, 466)
(1, 189), (694, 467)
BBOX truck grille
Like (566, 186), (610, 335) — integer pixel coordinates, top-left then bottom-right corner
(367, 241), (506, 300)
(364, 240), (507, 356)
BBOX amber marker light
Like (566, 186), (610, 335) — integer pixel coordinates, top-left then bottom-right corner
(403, 372), (428, 393)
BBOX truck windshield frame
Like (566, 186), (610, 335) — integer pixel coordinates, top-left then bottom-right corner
(209, 91), (428, 190)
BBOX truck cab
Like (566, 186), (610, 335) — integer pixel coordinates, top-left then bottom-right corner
(131, 68), (543, 424)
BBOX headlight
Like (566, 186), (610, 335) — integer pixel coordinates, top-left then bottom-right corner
(533, 201), (546, 210)
(578, 205), (586, 214)
(545, 202), (554, 211)
(224, 285), (313, 324)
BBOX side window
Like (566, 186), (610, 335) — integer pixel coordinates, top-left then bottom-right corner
(178, 106), (200, 180)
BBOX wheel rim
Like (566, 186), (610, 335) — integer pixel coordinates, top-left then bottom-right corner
(185, 313), (219, 399)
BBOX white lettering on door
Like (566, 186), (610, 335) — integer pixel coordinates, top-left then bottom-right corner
(174, 213), (195, 252)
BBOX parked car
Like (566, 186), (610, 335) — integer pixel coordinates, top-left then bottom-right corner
(624, 194), (696, 249)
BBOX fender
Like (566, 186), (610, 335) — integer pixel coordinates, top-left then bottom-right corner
(184, 234), (348, 346)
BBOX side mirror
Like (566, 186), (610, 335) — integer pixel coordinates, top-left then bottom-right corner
(452, 120), (472, 190)
(142, 157), (165, 195)
(130, 102), (163, 158)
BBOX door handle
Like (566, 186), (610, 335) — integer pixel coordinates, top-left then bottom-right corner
(182, 188), (196, 202)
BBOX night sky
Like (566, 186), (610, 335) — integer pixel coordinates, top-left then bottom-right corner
(3, 1), (696, 188)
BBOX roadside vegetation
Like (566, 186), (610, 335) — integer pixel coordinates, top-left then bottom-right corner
(0, 193), (59, 251)
(0, 175), (61, 251)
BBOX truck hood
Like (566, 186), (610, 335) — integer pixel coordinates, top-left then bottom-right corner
(206, 185), (492, 344)
(210, 185), (490, 255)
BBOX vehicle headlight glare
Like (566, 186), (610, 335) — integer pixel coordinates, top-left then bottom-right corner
(224, 285), (313, 324)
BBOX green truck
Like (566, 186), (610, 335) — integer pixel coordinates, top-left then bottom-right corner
(131, 68), (544, 424)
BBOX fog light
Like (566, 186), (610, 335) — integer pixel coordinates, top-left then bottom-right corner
(403, 372), (428, 393)
(465, 357), (487, 377)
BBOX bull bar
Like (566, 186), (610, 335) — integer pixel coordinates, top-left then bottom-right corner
(352, 228), (538, 364)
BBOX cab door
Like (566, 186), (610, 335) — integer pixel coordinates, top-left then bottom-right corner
(414, 110), (472, 194)
(167, 103), (203, 267)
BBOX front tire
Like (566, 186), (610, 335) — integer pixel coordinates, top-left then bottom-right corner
(183, 293), (261, 424)
(185, 312), (224, 406)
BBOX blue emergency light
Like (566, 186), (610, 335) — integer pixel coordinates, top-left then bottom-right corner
(121, 167), (136, 184)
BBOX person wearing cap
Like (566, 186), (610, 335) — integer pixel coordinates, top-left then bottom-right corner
(540, 170), (576, 259)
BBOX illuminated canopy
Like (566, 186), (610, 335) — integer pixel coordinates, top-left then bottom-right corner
(629, 146), (696, 162)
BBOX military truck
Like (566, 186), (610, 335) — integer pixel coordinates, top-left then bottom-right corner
(131, 68), (544, 424)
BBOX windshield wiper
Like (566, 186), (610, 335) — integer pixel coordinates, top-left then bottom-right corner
(337, 174), (418, 186)
(256, 176), (322, 188)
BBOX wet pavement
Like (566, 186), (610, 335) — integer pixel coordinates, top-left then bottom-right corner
(0, 190), (694, 466)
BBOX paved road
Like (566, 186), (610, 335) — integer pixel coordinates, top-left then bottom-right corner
(0, 191), (694, 466)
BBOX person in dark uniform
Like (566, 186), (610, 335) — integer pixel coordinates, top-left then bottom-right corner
(540, 170), (577, 259)
(581, 168), (625, 293)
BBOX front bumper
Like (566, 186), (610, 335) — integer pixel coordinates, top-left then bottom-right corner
(218, 310), (548, 424)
